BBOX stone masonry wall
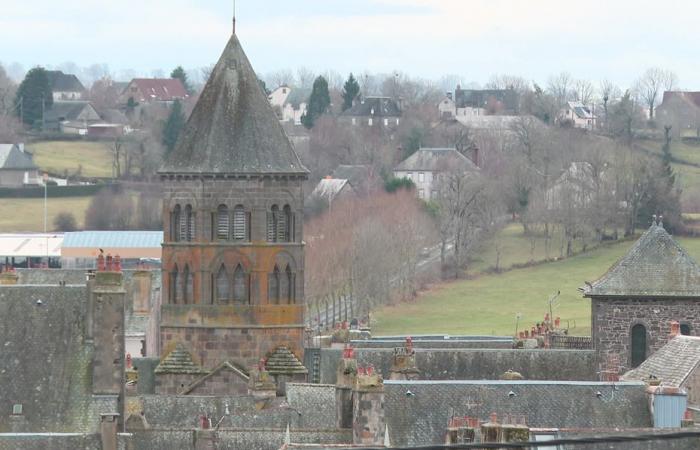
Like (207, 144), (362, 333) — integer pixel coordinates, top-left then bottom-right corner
(592, 297), (700, 374)
(161, 326), (304, 371)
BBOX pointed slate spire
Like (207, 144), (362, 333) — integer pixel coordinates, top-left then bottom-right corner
(160, 34), (308, 175)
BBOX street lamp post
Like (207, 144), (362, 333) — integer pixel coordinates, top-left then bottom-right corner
(43, 172), (48, 233)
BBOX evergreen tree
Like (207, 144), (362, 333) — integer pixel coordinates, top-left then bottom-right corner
(301, 76), (330, 129)
(170, 66), (192, 94)
(162, 100), (186, 155)
(14, 67), (53, 128)
(341, 73), (360, 111)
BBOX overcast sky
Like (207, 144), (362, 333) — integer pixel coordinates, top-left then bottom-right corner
(1, 0), (698, 89)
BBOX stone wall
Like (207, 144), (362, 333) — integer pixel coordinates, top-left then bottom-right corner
(592, 297), (700, 374)
(319, 348), (596, 384)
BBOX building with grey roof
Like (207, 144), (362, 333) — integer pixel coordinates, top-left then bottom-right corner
(43, 101), (101, 134)
(583, 219), (700, 375)
(340, 96), (401, 128)
(624, 334), (700, 405)
(393, 147), (479, 200)
(0, 143), (40, 186)
(46, 70), (85, 101)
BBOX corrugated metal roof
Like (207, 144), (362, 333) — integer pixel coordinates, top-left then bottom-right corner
(0, 234), (63, 257)
(62, 231), (163, 249)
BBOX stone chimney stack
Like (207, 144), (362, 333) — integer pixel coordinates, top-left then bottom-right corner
(100, 413), (120, 450)
(669, 320), (681, 340)
(336, 345), (357, 428)
(389, 336), (420, 380)
(89, 255), (126, 428)
(352, 366), (385, 446)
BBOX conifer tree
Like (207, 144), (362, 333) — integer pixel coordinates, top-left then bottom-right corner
(162, 100), (186, 155)
(341, 73), (360, 111)
(170, 66), (191, 94)
(301, 76), (330, 129)
(14, 67), (53, 128)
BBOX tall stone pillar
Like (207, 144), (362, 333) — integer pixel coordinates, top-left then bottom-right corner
(336, 345), (357, 428)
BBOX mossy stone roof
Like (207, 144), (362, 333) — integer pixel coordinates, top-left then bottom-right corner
(584, 223), (700, 298)
(155, 343), (207, 375)
(266, 347), (308, 375)
(159, 33), (307, 176)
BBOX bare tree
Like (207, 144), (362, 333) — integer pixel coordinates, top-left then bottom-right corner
(546, 72), (573, 108)
(296, 66), (316, 90)
(265, 69), (295, 89)
(0, 63), (17, 115)
(599, 79), (621, 129)
(0, 115), (21, 142)
(572, 79), (595, 105)
(634, 67), (678, 119)
(485, 74), (531, 94)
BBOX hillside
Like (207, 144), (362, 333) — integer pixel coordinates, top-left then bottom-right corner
(27, 140), (113, 178)
(372, 231), (700, 336)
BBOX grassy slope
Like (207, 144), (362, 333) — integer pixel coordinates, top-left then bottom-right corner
(0, 196), (92, 232)
(637, 139), (700, 207)
(373, 228), (700, 337)
(27, 141), (113, 178)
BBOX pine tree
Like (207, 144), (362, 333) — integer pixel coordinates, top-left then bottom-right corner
(14, 67), (53, 128)
(170, 66), (191, 94)
(341, 73), (360, 111)
(301, 76), (330, 129)
(162, 100), (186, 155)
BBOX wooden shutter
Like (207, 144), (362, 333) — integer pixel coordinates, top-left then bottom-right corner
(217, 206), (229, 240)
(233, 206), (246, 240)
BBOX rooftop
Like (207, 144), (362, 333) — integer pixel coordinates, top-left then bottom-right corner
(341, 96), (401, 117)
(0, 144), (38, 171)
(394, 147), (478, 173)
(623, 335), (700, 387)
(46, 70), (85, 93)
(159, 34), (308, 176)
(583, 221), (700, 297)
(127, 78), (187, 101)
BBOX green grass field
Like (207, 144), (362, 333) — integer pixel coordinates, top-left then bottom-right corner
(0, 196), (93, 232)
(372, 231), (700, 337)
(27, 141), (113, 178)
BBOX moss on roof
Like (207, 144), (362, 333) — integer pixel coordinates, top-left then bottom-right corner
(265, 347), (308, 375)
(159, 33), (307, 176)
(154, 343), (207, 375)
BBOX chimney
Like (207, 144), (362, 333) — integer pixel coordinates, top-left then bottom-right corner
(248, 358), (277, 407)
(100, 413), (120, 450)
(352, 366), (385, 446)
(336, 345), (357, 428)
(9, 404), (27, 432)
(90, 255), (126, 429)
(389, 336), (420, 380)
(670, 321), (681, 340)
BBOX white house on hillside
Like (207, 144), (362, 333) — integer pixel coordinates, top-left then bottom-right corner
(393, 148), (479, 201)
(560, 101), (596, 130)
(268, 85), (310, 125)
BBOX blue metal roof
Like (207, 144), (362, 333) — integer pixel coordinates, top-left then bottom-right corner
(62, 231), (163, 248)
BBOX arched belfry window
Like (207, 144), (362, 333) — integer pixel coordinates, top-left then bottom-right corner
(172, 205), (181, 242)
(215, 265), (230, 304)
(267, 205), (279, 242)
(233, 205), (248, 241)
(186, 205), (195, 241)
(179, 205), (189, 242)
(183, 265), (193, 304)
(285, 264), (295, 304)
(233, 264), (248, 304)
(216, 205), (229, 240)
(170, 264), (179, 303)
(631, 324), (647, 368)
(269, 265), (280, 304)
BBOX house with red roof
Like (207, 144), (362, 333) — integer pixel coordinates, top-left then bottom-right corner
(120, 78), (188, 104)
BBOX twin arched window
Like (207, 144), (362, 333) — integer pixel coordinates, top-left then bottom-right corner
(170, 264), (195, 304)
(267, 205), (293, 242)
(172, 204), (195, 242)
(269, 264), (295, 304)
(214, 264), (249, 305)
(215, 204), (249, 241)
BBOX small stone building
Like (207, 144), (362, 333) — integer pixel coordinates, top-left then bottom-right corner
(583, 220), (700, 375)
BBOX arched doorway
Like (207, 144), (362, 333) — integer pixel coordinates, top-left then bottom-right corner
(631, 324), (647, 368)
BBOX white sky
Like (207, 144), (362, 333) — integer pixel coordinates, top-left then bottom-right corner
(1, 0), (698, 88)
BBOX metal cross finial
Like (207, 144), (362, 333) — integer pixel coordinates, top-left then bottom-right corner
(232, 0), (236, 34)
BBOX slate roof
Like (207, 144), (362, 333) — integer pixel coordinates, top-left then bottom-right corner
(454, 88), (518, 111)
(43, 101), (97, 123)
(341, 96), (401, 117)
(307, 178), (352, 204)
(159, 34), (308, 175)
(661, 91), (700, 109)
(384, 380), (650, 447)
(128, 78), (187, 102)
(266, 346), (308, 375)
(46, 70), (85, 92)
(331, 165), (372, 188)
(285, 87), (311, 108)
(0, 285), (116, 433)
(0, 144), (38, 170)
(154, 343), (207, 374)
(583, 223), (700, 297)
(394, 148), (479, 173)
(623, 335), (700, 387)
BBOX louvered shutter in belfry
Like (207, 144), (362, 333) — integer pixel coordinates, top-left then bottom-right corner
(217, 206), (229, 240)
(233, 206), (246, 240)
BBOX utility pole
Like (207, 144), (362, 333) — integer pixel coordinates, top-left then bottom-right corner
(43, 172), (48, 233)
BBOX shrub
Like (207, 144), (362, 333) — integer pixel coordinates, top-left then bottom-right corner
(53, 212), (77, 231)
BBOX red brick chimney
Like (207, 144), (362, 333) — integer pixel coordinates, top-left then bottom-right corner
(669, 321), (681, 340)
